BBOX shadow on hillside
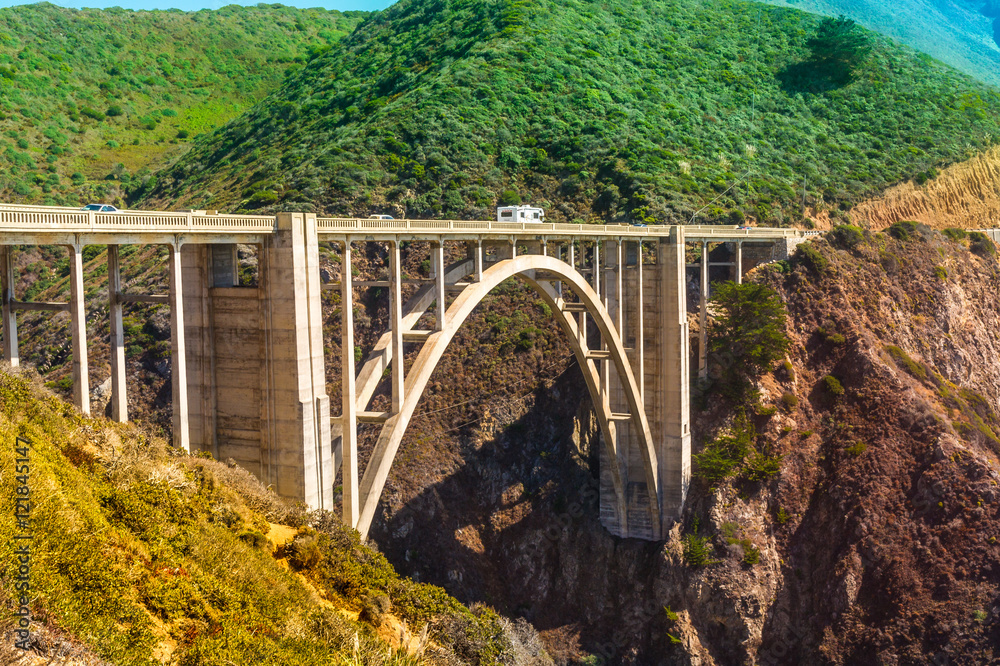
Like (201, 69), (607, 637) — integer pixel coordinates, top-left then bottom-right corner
(777, 61), (853, 95)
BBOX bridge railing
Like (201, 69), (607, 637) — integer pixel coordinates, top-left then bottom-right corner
(0, 207), (275, 233)
(0, 203), (814, 239)
(315, 217), (809, 239)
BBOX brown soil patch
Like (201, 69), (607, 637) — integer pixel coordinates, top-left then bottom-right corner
(851, 145), (1000, 229)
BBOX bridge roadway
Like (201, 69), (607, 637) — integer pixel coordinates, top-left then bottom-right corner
(0, 205), (813, 540)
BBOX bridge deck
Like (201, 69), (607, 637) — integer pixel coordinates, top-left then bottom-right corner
(0, 204), (812, 243)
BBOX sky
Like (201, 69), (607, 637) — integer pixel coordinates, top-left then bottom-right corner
(0, 0), (395, 11)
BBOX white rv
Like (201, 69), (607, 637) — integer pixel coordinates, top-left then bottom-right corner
(497, 205), (545, 223)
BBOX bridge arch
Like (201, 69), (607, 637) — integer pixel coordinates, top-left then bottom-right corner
(353, 253), (660, 539)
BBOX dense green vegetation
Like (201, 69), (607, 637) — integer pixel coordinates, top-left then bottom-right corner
(0, 3), (365, 206)
(707, 281), (789, 401)
(144, 0), (1000, 225)
(0, 367), (519, 664)
(763, 0), (1000, 87)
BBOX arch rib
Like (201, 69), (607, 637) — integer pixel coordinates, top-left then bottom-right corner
(354, 254), (661, 539)
(333, 259), (474, 470)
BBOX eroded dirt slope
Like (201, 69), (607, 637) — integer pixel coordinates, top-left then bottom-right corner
(851, 146), (1000, 229)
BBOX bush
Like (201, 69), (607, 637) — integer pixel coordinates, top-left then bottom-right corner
(694, 412), (754, 483)
(795, 242), (828, 273)
(237, 530), (270, 550)
(106, 105), (123, 117)
(823, 374), (845, 396)
(176, 129), (190, 139)
(288, 533), (323, 569)
(498, 189), (520, 206)
(781, 392), (798, 409)
(969, 231), (996, 257)
(885, 345), (927, 380)
(826, 332), (845, 344)
(359, 594), (391, 625)
(942, 228), (967, 242)
(888, 220), (920, 241)
(744, 451), (783, 481)
(248, 190), (279, 205)
(682, 518), (718, 567)
(933, 265), (948, 280)
(828, 224), (864, 249)
(80, 106), (105, 121)
(708, 282), (790, 402)
(845, 441), (867, 456)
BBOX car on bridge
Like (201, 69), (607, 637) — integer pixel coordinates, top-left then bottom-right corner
(81, 203), (119, 212)
(369, 214), (394, 220)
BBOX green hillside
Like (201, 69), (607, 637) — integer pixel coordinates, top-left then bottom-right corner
(142, 0), (1000, 226)
(0, 367), (528, 664)
(0, 3), (365, 207)
(761, 0), (1000, 88)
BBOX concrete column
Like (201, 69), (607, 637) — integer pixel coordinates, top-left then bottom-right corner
(107, 245), (127, 422)
(432, 242), (446, 332)
(601, 241), (615, 411)
(389, 241), (404, 413)
(636, 241), (644, 401)
(473, 239), (483, 282)
(736, 241), (743, 285)
(1, 246), (18, 367)
(584, 241), (598, 346)
(614, 240), (623, 334)
(658, 228), (691, 531)
(699, 240), (709, 380)
(169, 242), (189, 451)
(341, 239), (359, 528)
(68, 243), (89, 416)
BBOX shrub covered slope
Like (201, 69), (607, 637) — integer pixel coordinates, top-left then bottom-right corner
(0, 367), (538, 664)
(144, 0), (1000, 225)
(0, 3), (364, 206)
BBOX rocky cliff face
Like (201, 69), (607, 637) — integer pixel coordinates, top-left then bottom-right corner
(362, 227), (1000, 664)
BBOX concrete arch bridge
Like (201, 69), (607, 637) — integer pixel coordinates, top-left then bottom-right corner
(0, 205), (809, 540)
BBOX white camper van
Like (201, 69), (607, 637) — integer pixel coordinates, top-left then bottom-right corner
(496, 205), (545, 223)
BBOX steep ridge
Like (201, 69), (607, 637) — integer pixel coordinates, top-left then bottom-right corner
(851, 145), (1000, 229)
(0, 3), (365, 206)
(142, 0), (1000, 225)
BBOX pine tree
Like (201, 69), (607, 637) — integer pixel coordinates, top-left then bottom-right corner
(806, 16), (874, 83)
